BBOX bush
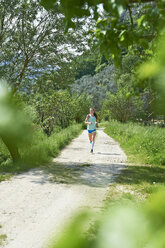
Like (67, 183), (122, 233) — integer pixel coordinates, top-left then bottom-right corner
(101, 87), (145, 122)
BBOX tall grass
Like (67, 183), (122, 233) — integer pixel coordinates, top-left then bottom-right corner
(0, 123), (82, 173)
(104, 120), (165, 166)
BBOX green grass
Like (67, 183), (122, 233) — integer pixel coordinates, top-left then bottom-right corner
(102, 120), (165, 205)
(104, 120), (165, 166)
(105, 165), (165, 207)
(0, 123), (83, 178)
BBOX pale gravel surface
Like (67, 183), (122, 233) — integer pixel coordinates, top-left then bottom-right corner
(0, 128), (127, 248)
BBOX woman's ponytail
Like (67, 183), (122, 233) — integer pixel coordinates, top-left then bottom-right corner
(90, 107), (98, 121)
(94, 110), (97, 120)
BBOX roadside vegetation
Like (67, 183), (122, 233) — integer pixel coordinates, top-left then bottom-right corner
(0, 123), (82, 181)
(104, 120), (165, 166)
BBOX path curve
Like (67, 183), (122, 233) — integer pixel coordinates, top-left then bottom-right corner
(0, 128), (127, 248)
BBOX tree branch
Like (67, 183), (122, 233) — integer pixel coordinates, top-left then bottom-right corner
(12, 55), (29, 94)
(127, 4), (134, 29)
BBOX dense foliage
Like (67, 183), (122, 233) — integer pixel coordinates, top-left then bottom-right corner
(41, 0), (165, 65)
(0, 0), (90, 92)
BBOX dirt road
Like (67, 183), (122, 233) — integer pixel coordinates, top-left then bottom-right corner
(0, 128), (127, 248)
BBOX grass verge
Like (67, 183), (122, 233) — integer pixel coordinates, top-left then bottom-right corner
(103, 120), (165, 166)
(0, 123), (83, 180)
(102, 120), (165, 205)
(105, 164), (165, 207)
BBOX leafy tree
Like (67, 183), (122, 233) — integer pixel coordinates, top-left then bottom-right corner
(72, 93), (92, 123)
(24, 61), (77, 94)
(0, 0), (89, 93)
(40, 0), (164, 66)
(100, 71), (145, 122)
(137, 34), (165, 121)
(102, 88), (144, 123)
(74, 50), (108, 79)
(28, 88), (75, 135)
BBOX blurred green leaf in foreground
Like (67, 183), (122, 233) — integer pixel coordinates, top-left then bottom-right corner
(137, 34), (165, 117)
(49, 188), (165, 248)
(0, 80), (32, 162)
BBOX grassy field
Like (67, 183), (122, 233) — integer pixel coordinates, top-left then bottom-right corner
(104, 120), (165, 166)
(105, 164), (165, 207)
(102, 120), (165, 205)
(0, 123), (83, 181)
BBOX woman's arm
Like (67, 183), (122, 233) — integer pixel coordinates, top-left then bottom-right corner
(85, 115), (92, 125)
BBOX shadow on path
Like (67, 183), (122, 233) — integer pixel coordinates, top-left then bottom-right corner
(115, 165), (165, 185)
(97, 152), (121, 156)
(30, 162), (126, 187)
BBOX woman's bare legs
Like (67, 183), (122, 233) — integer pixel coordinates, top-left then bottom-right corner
(92, 131), (96, 141)
(88, 133), (92, 142)
(91, 131), (96, 152)
(88, 131), (96, 152)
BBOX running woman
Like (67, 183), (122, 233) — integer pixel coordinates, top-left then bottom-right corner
(85, 108), (98, 153)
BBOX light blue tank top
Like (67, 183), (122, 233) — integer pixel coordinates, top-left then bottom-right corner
(87, 114), (96, 130)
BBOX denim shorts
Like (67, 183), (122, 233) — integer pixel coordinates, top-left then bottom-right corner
(88, 129), (96, 134)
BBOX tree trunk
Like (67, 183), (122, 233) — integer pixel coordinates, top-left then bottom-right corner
(1, 135), (20, 162)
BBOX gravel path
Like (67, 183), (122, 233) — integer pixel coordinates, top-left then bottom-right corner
(0, 128), (127, 248)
